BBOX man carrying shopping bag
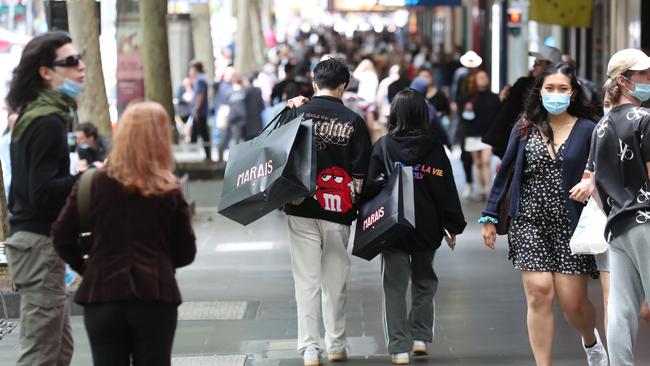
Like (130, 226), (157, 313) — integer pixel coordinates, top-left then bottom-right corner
(283, 58), (372, 366)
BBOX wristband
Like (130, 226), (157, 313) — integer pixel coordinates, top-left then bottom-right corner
(478, 216), (498, 225)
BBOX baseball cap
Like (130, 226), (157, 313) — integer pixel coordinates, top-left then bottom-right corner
(460, 51), (482, 68)
(410, 77), (429, 94)
(529, 45), (562, 64)
(606, 48), (650, 79)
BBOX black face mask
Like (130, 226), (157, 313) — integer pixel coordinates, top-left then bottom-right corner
(77, 145), (98, 163)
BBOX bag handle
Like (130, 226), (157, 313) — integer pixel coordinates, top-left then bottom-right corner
(381, 137), (401, 174)
(77, 168), (96, 234)
(260, 105), (303, 135)
(381, 137), (392, 174)
(259, 107), (287, 134)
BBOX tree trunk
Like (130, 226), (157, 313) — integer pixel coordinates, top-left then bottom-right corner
(234, 0), (265, 76)
(190, 3), (215, 83)
(139, 0), (177, 142)
(66, 0), (113, 138)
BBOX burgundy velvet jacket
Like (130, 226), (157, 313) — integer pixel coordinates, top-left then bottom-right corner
(52, 169), (196, 305)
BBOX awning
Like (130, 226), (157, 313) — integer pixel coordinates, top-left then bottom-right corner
(529, 0), (593, 28)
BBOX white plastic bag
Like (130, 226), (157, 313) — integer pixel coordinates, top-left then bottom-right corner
(569, 198), (609, 255)
(216, 105), (230, 130)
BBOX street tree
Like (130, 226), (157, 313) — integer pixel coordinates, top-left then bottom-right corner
(190, 3), (215, 83)
(66, 0), (112, 138)
(139, 0), (177, 141)
(234, 0), (266, 75)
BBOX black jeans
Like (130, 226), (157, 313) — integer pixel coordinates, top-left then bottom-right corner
(83, 301), (178, 366)
(190, 115), (211, 159)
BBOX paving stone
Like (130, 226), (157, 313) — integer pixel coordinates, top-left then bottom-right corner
(266, 339), (296, 351)
(178, 301), (248, 321)
(172, 355), (247, 366)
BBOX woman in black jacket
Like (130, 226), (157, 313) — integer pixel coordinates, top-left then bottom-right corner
(364, 89), (466, 365)
(458, 69), (500, 200)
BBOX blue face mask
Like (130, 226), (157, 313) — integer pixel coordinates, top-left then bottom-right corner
(542, 93), (571, 115)
(628, 82), (650, 102)
(56, 78), (85, 98)
(603, 107), (612, 116)
(462, 110), (476, 120)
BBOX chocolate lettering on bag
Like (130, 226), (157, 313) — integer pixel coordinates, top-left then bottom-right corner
(363, 206), (385, 230)
(236, 160), (274, 187)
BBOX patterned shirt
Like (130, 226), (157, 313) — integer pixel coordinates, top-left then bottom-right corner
(587, 104), (650, 238)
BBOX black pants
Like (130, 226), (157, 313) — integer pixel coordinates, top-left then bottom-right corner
(83, 301), (178, 366)
(454, 121), (473, 185)
(459, 136), (473, 184)
(190, 115), (211, 159)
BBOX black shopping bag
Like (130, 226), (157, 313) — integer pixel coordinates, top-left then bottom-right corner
(352, 165), (415, 261)
(218, 112), (316, 225)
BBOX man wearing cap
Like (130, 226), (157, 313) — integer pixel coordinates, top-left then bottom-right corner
(483, 45), (562, 158)
(587, 48), (650, 365)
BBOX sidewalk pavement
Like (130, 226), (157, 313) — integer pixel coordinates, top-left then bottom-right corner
(1, 153), (650, 365)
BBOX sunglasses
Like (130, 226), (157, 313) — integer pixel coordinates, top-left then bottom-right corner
(52, 54), (82, 68)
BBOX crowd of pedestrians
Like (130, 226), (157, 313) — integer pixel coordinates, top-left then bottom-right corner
(189, 26), (503, 191)
(1, 23), (650, 366)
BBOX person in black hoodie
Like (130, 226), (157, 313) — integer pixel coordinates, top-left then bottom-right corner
(364, 89), (466, 365)
(283, 58), (372, 366)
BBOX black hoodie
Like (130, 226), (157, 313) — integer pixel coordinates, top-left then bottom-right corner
(363, 130), (466, 252)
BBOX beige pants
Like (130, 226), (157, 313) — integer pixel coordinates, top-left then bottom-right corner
(287, 216), (351, 354)
(5, 231), (73, 366)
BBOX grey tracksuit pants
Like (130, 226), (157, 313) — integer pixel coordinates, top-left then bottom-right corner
(607, 223), (650, 366)
(381, 246), (438, 354)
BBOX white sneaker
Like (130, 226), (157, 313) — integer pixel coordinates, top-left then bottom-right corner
(303, 345), (322, 366)
(583, 329), (609, 366)
(412, 340), (428, 356)
(391, 352), (409, 365)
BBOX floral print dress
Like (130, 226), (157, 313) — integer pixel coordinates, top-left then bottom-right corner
(508, 129), (598, 278)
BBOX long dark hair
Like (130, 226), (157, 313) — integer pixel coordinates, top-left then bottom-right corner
(6, 31), (72, 112)
(388, 88), (430, 134)
(518, 62), (598, 141)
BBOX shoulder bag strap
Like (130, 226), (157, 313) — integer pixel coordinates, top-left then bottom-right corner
(381, 136), (395, 174)
(77, 168), (96, 233)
